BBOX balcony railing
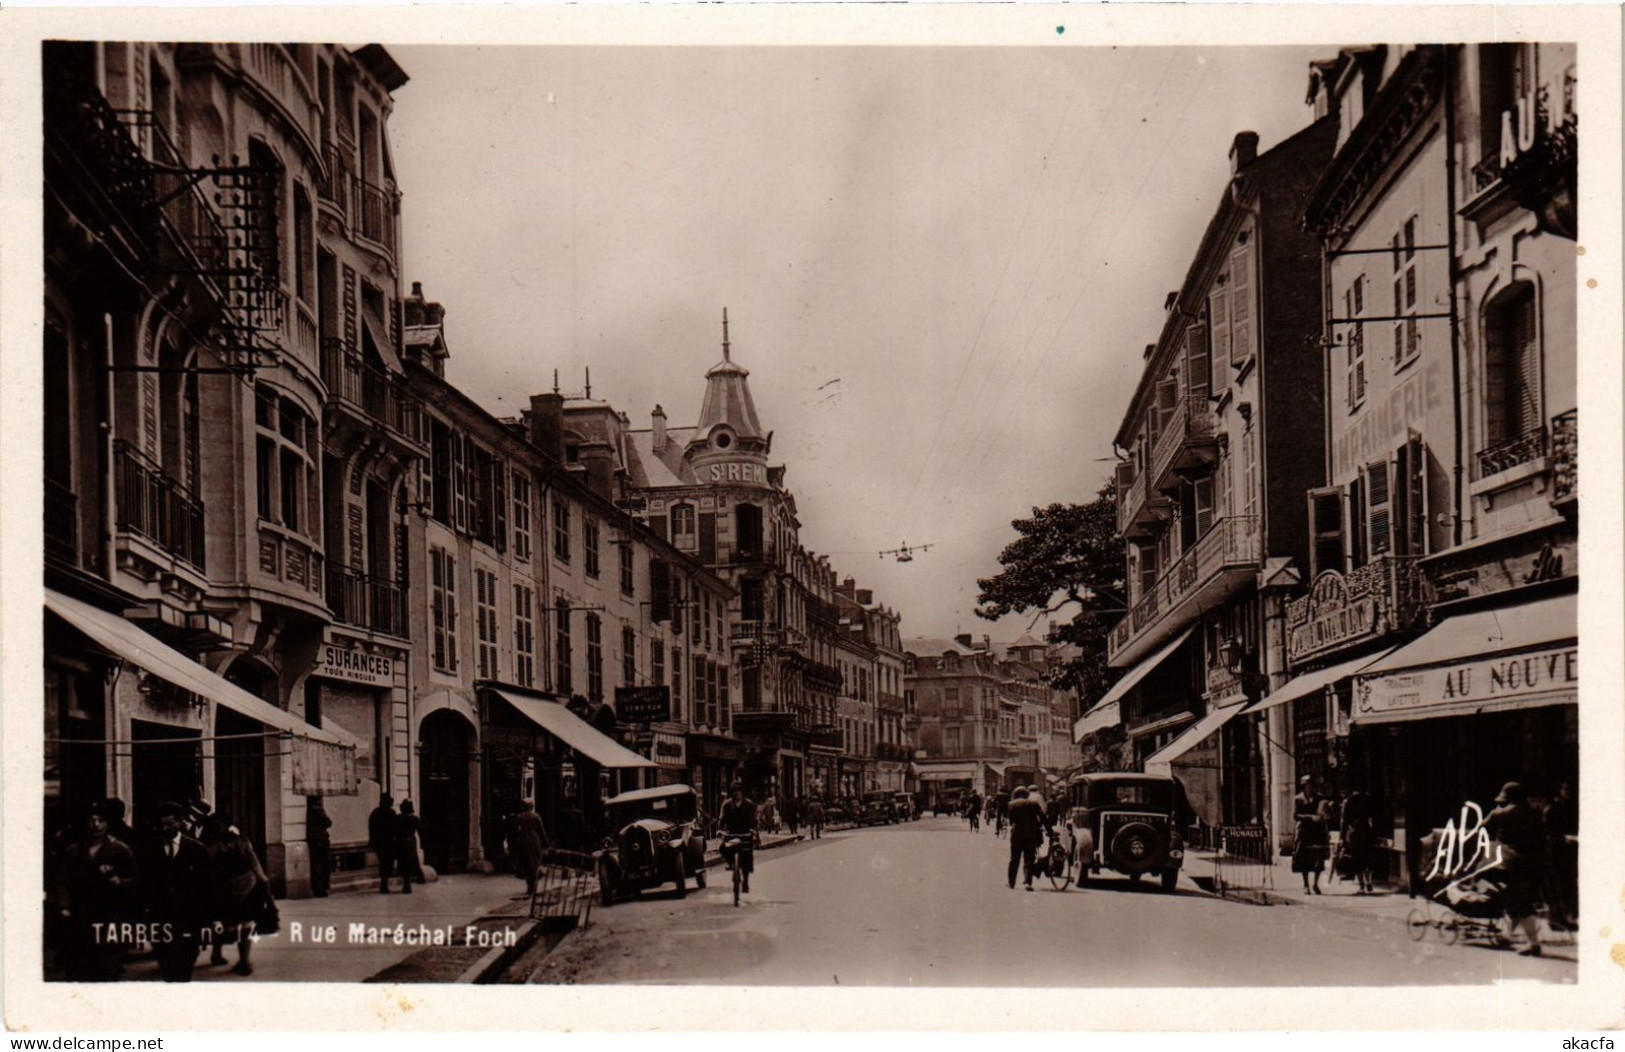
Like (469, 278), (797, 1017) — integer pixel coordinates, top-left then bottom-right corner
(241, 44), (320, 150)
(1550, 409), (1576, 502)
(731, 620), (808, 652)
(1149, 397), (1217, 490)
(319, 142), (352, 218)
(113, 441), (205, 573)
(325, 563), (408, 638)
(353, 175), (396, 254)
(1109, 516), (1259, 660)
(808, 726), (845, 750)
(45, 478), (79, 567)
(1116, 461), (1147, 536)
(320, 338), (426, 447)
(1476, 424), (1548, 479)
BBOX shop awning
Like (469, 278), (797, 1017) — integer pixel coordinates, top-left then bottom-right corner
(1350, 594), (1578, 726)
(1240, 647), (1401, 715)
(45, 589), (358, 794)
(1076, 627), (1195, 742)
(492, 689), (656, 769)
(1142, 699), (1250, 776)
(1358, 593), (1577, 675)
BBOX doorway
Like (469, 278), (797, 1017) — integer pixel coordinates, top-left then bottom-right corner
(419, 709), (474, 873)
(130, 720), (201, 834)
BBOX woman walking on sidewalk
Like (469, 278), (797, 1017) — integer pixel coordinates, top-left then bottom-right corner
(1292, 777), (1330, 895)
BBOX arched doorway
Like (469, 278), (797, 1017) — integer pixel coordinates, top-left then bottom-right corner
(419, 709), (475, 873)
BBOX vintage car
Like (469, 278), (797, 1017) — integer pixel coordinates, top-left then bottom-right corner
(1065, 772), (1196, 892)
(892, 793), (916, 821)
(596, 784), (707, 905)
(931, 789), (966, 817)
(859, 790), (895, 825)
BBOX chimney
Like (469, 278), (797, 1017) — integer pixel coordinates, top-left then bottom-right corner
(528, 392), (565, 463)
(838, 577), (856, 599)
(954, 633), (973, 650)
(579, 439), (616, 500)
(652, 404), (667, 452)
(1229, 130), (1259, 174)
(856, 589), (873, 606)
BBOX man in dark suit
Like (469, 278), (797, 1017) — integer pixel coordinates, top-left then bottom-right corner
(1005, 786), (1046, 891)
(142, 800), (209, 982)
(368, 794), (398, 893)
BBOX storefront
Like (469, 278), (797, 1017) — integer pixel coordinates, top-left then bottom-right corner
(646, 730), (690, 786)
(307, 637), (409, 873)
(1348, 592), (1578, 888)
(687, 733), (742, 820)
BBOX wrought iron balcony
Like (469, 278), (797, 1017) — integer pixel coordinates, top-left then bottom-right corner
(320, 338), (427, 450)
(113, 441), (205, 573)
(1476, 424), (1547, 479)
(1550, 408), (1577, 503)
(1108, 516), (1260, 667)
(1148, 397), (1218, 492)
(353, 175), (397, 254)
(45, 477), (79, 567)
(325, 563), (408, 639)
(319, 141), (351, 218)
(730, 620), (808, 653)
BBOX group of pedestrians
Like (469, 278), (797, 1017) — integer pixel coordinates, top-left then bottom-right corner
(51, 797), (275, 982)
(366, 794), (425, 894)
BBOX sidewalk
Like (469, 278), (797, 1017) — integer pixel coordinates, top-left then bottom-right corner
(110, 873), (537, 983)
(1181, 850), (1578, 962)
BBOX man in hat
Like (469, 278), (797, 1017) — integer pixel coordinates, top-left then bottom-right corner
(718, 781), (757, 894)
(1006, 786), (1045, 891)
(368, 794), (398, 893)
(140, 800), (209, 982)
(1484, 780), (1546, 956)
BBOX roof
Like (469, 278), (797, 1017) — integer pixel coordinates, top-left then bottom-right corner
(624, 428), (695, 488)
(695, 357), (766, 441)
(1009, 634), (1045, 650)
(904, 637), (977, 657)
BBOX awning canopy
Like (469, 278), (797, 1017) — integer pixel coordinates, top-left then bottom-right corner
(1358, 593), (1577, 675)
(491, 689), (656, 769)
(1240, 647), (1401, 715)
(46, 589), (358, 795)
(1142, 700), (1250, 776)
(1075, 626), (1195, 742)
(1351, 594), (1578, 726)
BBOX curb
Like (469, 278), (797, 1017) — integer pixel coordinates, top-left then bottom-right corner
(457, 917), (545, 984)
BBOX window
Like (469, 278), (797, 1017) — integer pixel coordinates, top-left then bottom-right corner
(430, 547), (458, 673)
(702, 591), (712, 649)
(1307, 487), (1345, 577)
(554, 598), (572, 693)
(1394, 434), (1429, 557)
(473, 567), (500, 679)
(1186, 321), (1210, 407)
(586, 613), (603, 702)
(651, 639), (665, 685)
(650, 559), (672, 622)
(944, 686), (961, 715)
(945, 726), (961, 755)
(1346, 277), (1368, 410)
(740, 578), (764, 622)
(1483, 284), (1541, 456)
(1391, 217), (1421, 369)
(671, 645), (683, 721)
(514, 584), (535, 687)
(254, 388), (318, 538)
(552, 499), (571, 562)
(618, 542), (634, 596)
(1229, 243), (1253, 364)
(671, 504), (696, 549)
(622, 625), (636, 686)
(584, 517), (600, 578)
(1208, 286), (1231, 382)
(1365, 459), (1393, 558)
(468, 447), (506, 550)
(293, 183), (314, 306)
(512, 474), (532, 561)
(735, 503), (763, 556)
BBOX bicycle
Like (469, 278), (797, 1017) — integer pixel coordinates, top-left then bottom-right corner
(1043, 827), (1073, 890)
(967, 810), (980, 833)
(721, 832), (756, 907)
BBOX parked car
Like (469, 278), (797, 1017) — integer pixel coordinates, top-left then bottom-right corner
(596, 784), (707, 905)
(892, 793), (916, 821)
(1064, 772), (1196, 892)
(859, 791), (895, 825)
(932, 789), (966, 817)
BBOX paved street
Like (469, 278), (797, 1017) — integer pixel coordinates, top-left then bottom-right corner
(523, 817), (1576, 987)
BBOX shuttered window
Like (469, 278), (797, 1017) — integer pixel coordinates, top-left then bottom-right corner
(1193, 476), (1215, 538)
(1307, 487), (1345, 577)
(514, 584), (535, 688)
(1366, 459), (1392, 557)
(1391, 217), (1421, 369)
(1230, 244), (1253, 363)
(1394, 434), (1429, 557)
(430, 547), (458, 673)
(1346, 278), (1367, 410)
(554, 597), (573, 693)
(1484, 284), (1541, 450)
(650, 559), (672, 622)
(1209, 286), (1232, 382)
(1186, 322), (1210, 407)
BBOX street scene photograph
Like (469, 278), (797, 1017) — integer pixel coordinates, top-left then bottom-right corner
(15, 10), (1614, 1020)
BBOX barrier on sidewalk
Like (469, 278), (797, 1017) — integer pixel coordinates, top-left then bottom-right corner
(528, 849), (598, 931)
(1213, 825), (1276, 904)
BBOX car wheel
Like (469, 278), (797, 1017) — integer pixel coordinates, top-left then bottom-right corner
(670, 851), (688, 898)
(1109, 822), (1165, 876)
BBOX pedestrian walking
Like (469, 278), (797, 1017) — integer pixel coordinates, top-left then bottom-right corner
(806, 797), (825, 840)
(140, 801), (210, 982)
(395, 801), (424, 892)
(1338, 789), (1378, 895)
(53, 802), (137, 980)
(368, 794), (399, 893)
(201, 813), (268, 975)
(1006, 787), (1045, 890)
(511, 799), (548, 898)
(1544, 781), (1577, 929)
(306, 797), (333, 898)
(993, 790), (1010, 837)
(1484, 781), (1546, 956)
(1292, 776), (1331, 894)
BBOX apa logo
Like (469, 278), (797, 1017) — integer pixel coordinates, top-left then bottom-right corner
(1425, 800), (1503, 883)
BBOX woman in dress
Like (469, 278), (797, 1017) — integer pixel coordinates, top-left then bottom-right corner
(1292, 776), (1330, 895)
(1339, 789), (1378, 894)
(395, 800), (425, 892)
(202, 813), (268, 975)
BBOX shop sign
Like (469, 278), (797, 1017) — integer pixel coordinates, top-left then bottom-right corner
(687, 735), (742, 763)
(703, 461), (768, 486)
(1429, 532), (1577, 606)
(313, 643), (394, 687)
(615, 685), (671, 723)
(1287, 561), (1424, 666)
(1355, 645), (1577, 723)
(650, 732), (687, 768)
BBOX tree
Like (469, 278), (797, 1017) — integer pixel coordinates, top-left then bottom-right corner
(974, 482), (1124, 705)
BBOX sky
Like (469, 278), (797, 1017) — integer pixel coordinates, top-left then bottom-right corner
(386, 44), (1326, 641)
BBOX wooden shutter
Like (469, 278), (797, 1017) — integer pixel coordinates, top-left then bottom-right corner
(1396, 433), (1429, 557)
(1308, 486), (1345, 577)
(650, 558), (671, 623)
(698, 512), (717, 565)
(1193, 476), (1215, 537)
(1230, 245), (1252, 363)
(1366, 459), (1392, 557)
(1209, 288), (1231, 382)
(452, 433), (468, 532)
(1185, 323), (1210, 407)
(493, 458), (508, 553)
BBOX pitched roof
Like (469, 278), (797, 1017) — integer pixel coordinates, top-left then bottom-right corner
(905, 637), (977, 658)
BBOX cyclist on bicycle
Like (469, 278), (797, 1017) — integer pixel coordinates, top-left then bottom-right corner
(719, 781), (757, 895)
(964, 790), (982, 832)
